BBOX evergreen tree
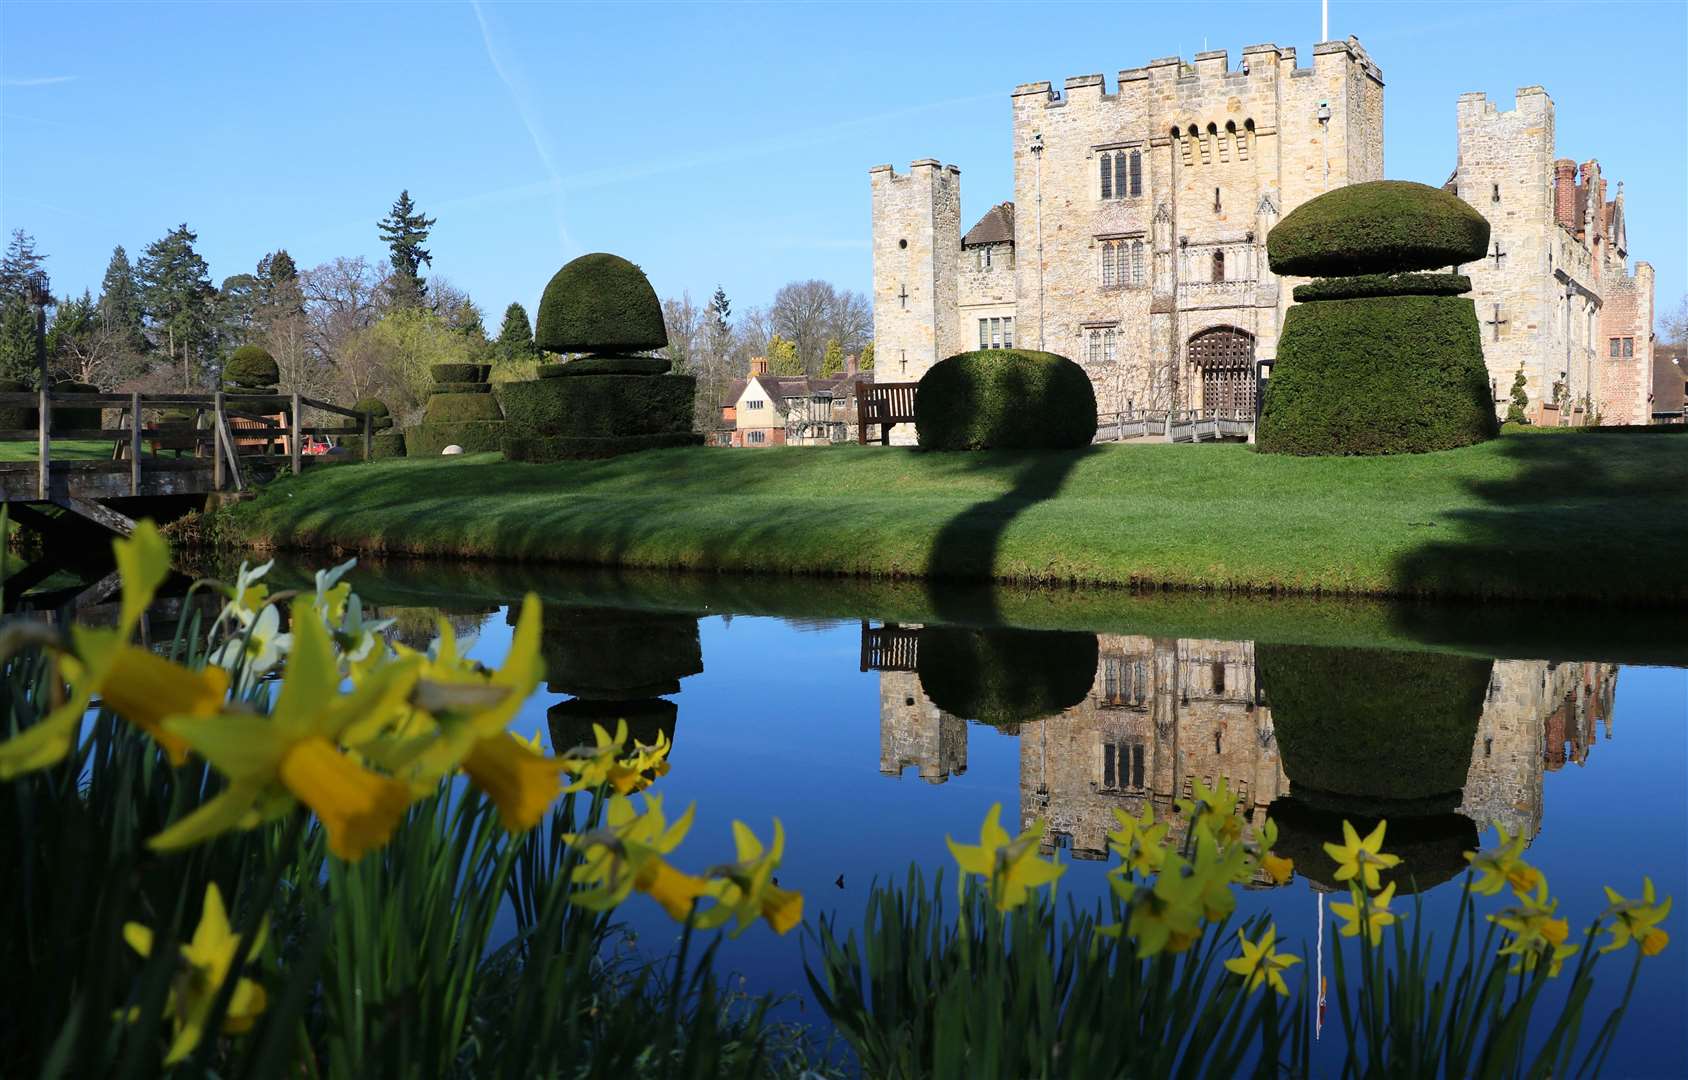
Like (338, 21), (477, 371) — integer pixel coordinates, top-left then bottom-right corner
(256, 250), (303, 316)
(766, 334), (802, 376)
(709, 285), (731, 338)
(860, 341), (875, 371)
(216, 273), (261, 349)
(496, 301), (537, 360)
(0, 229), (49, 301)
(378, 190), (436, 308)
(0, 299), (38, 383)
(821, 338), (845, 376)
(98, 245), (146, 348)
(1505, 366), (1530, 425)
(138, 224), (215, 388)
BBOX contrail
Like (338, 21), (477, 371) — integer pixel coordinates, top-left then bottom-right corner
(468, 0), (576, 253)
(2, 75), (77, 87)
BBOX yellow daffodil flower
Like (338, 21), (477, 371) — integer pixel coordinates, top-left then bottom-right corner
(1190, 827), (1247, 923)
(152, 612), (421, 861)
(1492, 889), (1577, 976)
(1245, 817), (1295, 886)
(1177, 776), (1243, 846)
(700, 819), (805, 935)
(1224, 925), (1302, 996)
(1463, 824), (1544, 898)
(555, 720), (648, 796)
(0, 521), (169, 778)
(461, 732), (566, 832)
(1262, 853), (1295, 886)
(123, 882), (268, 1064)
(91, 646), (229, 766)
(945, 803), (1065, 914)
(1107, 804), (1168, 877)
(1102, 852), (1205, 956)
(1323, 820), (1401, 893)
(565, 793), (709, 921)
(1600, 877), (1673, 956)
(1330, 881), (1404, 946)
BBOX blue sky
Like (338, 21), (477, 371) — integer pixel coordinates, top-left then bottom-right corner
(3, 1), (1683, 326)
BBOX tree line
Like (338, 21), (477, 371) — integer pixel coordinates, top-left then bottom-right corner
(0, 196), (873, 433)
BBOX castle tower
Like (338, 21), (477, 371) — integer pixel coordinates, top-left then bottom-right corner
(869, 160), (962, 407)
(879, 669), (968, 783)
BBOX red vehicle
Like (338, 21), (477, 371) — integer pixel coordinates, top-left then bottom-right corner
(301, 435), (334, 456)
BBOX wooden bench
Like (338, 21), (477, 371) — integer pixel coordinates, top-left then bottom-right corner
(858, 382), (919, 445)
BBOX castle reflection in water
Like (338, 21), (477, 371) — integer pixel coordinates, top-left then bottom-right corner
(870, 624), (1617, 871)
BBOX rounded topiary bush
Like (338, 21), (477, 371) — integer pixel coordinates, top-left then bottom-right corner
(916, 627), (1098, 727)
(1257, 294), (1498, 455)
(1267, 181), (1490, 277)
(0, 377), (36, 430)
(430, 363), (492, 384)
(534, 253), (667, 356)
(351, 397), (394, 431)
(539, 608), (703, 699)
(424, 392), (502, 424)
(1291, 272), (1471, 303)
(1265, 798), (1478, 894)
(915, 349), (1096, 451)
(51, 381), (102, 434)
(1259, 644), (1491, 812)
(224, 344), (280, 389)
(538, 357), (672, 378)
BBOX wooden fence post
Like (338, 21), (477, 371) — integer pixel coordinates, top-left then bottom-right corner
(291, 392), (302, 475)
(362, 409), (372, 462)
(130, 391), (142, 495)
(212, 392), (225, 491)
(37, 383), (50, 500)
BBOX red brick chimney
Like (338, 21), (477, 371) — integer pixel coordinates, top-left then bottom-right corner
(749, 356), (768, 377)
(1553, 159), (1577, 230)
(845, 353), (859, 378)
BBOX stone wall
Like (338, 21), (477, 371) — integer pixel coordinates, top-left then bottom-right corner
(869, 159), (962, 391)
(879, 669), (968, 783)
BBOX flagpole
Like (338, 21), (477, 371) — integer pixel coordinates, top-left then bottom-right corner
(1322, 0), (1329, 41)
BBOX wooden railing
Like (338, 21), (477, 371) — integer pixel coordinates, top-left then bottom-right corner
(1093, 408), (1254, 444)
(0, 389), (378, 500)
(860, 622), (920, 671)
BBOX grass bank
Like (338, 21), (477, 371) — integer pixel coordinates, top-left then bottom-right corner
(0, 439), (114, 462)
(211, 431), (1688, 604)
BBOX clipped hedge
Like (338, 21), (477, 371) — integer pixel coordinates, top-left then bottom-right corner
(351, 397), (395, 431)
(406, 421), (506, 457)
(502, 430), (703, 462)
(428, 382), (494, 396)
(1292, 272), (1472, 303)
(340, 431), (407, 458)
(430, 363), (492, 383)
(0, 377), (36, 430)
(1258, 643), (1491, 809)
(915, 349), (1096, 451)
(501, 374), (696, 441)
(224, 344), (280, 388)
(1257, 295), (1497, 455)
(915, 627), (1098, 728)
(50, 381), (102, 434)
(538, 607), (703, 699)
(423, 393), (502, 424)
(534, 253), (668, 355)
(1267, 181), (1490, 276)
(538, 356), (672, 378)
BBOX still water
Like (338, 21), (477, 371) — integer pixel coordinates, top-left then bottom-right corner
(212, 560), (1688, 1072)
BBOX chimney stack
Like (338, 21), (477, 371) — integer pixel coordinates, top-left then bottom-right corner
(845, 353), (859, 378)
(1553, 159), (1577, 230)
(749, 356), (768, 377)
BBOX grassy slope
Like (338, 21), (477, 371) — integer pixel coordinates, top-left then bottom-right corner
(215, 432), (1688, 604)
(0, 439), (115, 462)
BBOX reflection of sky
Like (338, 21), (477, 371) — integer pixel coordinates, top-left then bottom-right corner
(460, 609), (1687, 1075)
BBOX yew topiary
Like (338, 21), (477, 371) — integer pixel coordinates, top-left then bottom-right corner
(224, 345), (280, 389)
(1267, 181), (1490, 277)
(915, 349), (1096, 451)
(412, 356), (504, 455)
(534, 253), (667, 356)
(51, 381), (102, 433)
(915, 627), (1098, 728)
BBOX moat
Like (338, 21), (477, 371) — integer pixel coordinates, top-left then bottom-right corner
(73, 555), (1688, 1073)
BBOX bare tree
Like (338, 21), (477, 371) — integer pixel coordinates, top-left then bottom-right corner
(733, 305), (770, 371)
(659, 292), (703, 374)
(1661, 294), (1688, 346)
(301, 256), (388, 369)
(769, 280), (837, 373)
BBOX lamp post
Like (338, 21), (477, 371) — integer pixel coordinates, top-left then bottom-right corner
(23, 273), (50, 390)
(1031, 131), (1044, 351)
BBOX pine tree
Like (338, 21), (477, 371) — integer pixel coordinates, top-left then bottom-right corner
(820, 338), (845, 375)
(0, 229), (49, 302)
(99, 245), (145, 348)
(256, 250), (303, 315)
(0, 299), (38, 383)
(138, 224), (215, 388)
(378, 190), (436, 308)
(496, 301), (537, 360)
(860, 341), (875, 371)
(1505, 366), (1530, 424)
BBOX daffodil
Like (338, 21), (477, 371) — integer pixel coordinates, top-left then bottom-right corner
(1190, 827), (1247, 923)
(0, 521), (169, 778)
(1493, 889), (1577, 976)
(1323, 820), (1401, 893)
(946, 803), (1065, 914)
(210, 603), (286, 687)
(1177, 776), (1243, 846)
(565, 793), (709, 921)
(700, 819), (805, 934)
(91, 646), (229, 765)
(123, 882), (268, 1064)
(1464, 824), (1543, 898)
(1330, 881), (1404, 946)
(1102, 852), (1205, 956)
(1599, 877), (1673, 956)
(1262, 853), (1295, 886)
(461, 732), (566, 832)
(555, 720), (651, 796)
(1224, 925), (1302, 996)
(1107, 804), (1168, 877)
(152, 611), (421, 861)
(1248, 817), (1295, 886)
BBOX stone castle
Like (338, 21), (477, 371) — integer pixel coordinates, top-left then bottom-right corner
(876, 629), (1618, 863)
(870, 36), (1655, 429)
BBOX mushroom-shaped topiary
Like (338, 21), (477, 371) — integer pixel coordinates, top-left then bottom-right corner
(223, 344), (280, 389)
(916, 349), (1097, 451)
(916, 627), (1099, 729)
(534, 253), (668, 357)
(1267, 180), (1490, 277)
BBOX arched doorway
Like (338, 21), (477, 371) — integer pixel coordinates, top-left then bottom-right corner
(1188, 326), (1255, 416)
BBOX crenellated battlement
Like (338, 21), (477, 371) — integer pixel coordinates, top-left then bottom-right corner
(868, 160), (961, 183)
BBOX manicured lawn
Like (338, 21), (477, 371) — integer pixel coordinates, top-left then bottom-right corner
(212, 431), (1688, 604)
(0, 439), (115, 462)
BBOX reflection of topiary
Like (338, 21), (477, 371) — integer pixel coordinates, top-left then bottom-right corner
(540, 607), (703, 699)
(916, 627), (1098, 727)
(534, 253), (667, 356)
(1267, 181), (1490, 277)
(546, 697), (677, 753)
(224, 344), (280, 388)
(1259, 644), (1491, 809)
(1265, 797), (1478, 894)
(916, 349), (1097, 451)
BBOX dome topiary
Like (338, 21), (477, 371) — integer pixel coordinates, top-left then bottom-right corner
(539, 607), (703, 699)
(915, 349), (1097, 451)
(915, 627), (1098, 728)
(534, 253), (667, 356)
(224, 344), (280, 388)
(1267, 181), (1490, 277)
(351, 397), (394, 431)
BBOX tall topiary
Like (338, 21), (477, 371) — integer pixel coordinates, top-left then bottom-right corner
(916, 349), (1096, 450)
(223, 344), (280, 390)
(1258, 181), (1498, 455)
(342, 396), (406, 457)
(503, 253), (701, 461)
(1505, 367), (1530, 424)
(409, 363), (504, 456)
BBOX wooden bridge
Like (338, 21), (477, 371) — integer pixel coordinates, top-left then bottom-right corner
(1092, 409), (1254, 444)
(2, 388), (376, 609)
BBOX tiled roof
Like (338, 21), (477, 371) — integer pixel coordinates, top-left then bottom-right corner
(963, 202), (1015, 247)
(723, 374), (864, 409)
(1654, 347), (1686, 416)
